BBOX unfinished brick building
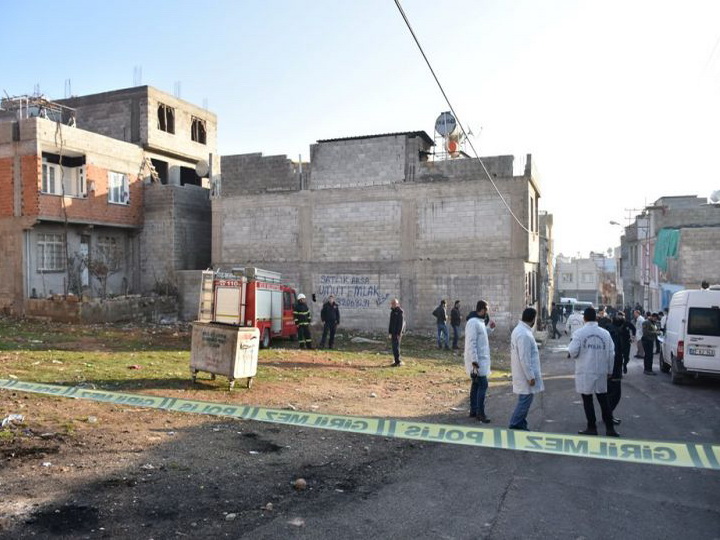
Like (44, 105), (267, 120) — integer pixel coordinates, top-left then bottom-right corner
(0, 86), (217, 318)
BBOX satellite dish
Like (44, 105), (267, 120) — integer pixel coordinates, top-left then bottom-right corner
(434, 111), (458, 138)
(195, 159), (209, 178)
(710, 190), (720, 203)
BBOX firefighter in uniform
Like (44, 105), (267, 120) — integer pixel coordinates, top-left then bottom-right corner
(294, 293), (313, 349)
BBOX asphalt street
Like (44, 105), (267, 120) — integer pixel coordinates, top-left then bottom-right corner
(247, 328), (720, 539)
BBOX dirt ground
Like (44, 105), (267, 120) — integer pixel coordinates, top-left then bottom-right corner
(0, 321), (511, 538)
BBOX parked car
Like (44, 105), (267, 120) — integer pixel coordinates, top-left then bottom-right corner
(661, 287), (720, 384)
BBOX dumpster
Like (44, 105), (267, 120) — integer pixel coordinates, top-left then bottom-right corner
(190, 322), (259, 389)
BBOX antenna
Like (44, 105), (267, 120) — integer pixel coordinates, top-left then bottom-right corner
(202, 97), (208, 110)
(133, 66), (143, 86)
(64, 79), (72, 98)
(173, 81), (181, 98)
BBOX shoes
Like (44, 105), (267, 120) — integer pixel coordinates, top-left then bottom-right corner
(612, 418), (622, 425)
(643, 370), (656, 376)
(477, 415), (492, 423)
(444, 346), (450, 351)
(391, 360), (404, 367)
(606, 430), (620, 437)
(623, 365), (628, 374)
(578, 428), (598, 436)
(468, 412), (477, 418)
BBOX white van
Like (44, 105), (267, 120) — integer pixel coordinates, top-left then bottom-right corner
(661, 287), (720, 384)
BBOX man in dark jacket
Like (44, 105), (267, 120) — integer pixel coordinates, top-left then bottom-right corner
(433, 300), (450, 350)
(550, 302), (562, 339)
(450, 300), (462, 350)
(642, 314), (660, 374)
(319, 295), (340, 349)
(293, 294), (313, 349)
(388, 298), (405, 366)
(615, 312), (635, 374)
(608, 316), (625, 425)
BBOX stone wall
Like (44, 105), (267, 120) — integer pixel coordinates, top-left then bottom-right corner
(673, 227), (720, 286)
(25, 295), (178, 324)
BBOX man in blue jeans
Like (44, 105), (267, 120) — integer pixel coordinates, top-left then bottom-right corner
(464, 300), (495, 422)
(509, 307), (544, 430)
(433, 300), (450, 350)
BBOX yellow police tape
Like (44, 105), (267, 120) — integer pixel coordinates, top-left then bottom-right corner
(1, 379), (718, 470)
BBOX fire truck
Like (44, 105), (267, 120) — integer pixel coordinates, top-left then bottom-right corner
(198, 267), (298, 348)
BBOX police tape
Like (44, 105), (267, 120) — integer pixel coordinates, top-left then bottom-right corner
(1, 378), (718, 470)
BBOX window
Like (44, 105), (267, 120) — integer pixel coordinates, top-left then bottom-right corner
(42, 161), (59, 195)
(687, 308), (720, 337)
(562, 272), (574, 283)
(37, 233), (66, 272)
(157, 103), (175, 133)
(191, 116), (207, 144)
(108, 172), (130, 205)
(582, 272), (594, 284)
(41, 154), (86, 197)
(96, 236), (122, 271)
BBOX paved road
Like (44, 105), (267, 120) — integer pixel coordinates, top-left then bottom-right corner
(248, 332), (720, 539)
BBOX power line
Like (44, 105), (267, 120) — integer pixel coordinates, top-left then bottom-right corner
(392, 0), (534, 236)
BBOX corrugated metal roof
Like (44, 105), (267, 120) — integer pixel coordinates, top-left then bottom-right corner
(317, 130), (434, 146)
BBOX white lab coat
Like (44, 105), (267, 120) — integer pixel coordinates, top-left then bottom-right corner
(568, 321), (615, 394)
(510, 321), (544, 394)
(635, 315), (645, 340)
(567, 312), (584, 337)
(464, 316), (491, 377)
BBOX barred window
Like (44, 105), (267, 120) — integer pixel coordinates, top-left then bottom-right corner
(37, 233), (66, 272)
(96, 236), (122, 271)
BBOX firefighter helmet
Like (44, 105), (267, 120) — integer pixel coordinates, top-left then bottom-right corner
(297, 293), (306, 300)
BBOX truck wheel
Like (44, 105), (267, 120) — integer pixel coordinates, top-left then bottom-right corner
(261, 328), (270, 349)
(247, 377), (253, 389)
(670, 355), (684, 385)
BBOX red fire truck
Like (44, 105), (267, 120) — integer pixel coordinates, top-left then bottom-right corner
(198, 267), (298, 348)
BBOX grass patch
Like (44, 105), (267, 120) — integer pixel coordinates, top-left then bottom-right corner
(0, 319), (510, 392)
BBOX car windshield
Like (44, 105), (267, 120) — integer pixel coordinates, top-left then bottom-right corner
(687, 307), (720, 337)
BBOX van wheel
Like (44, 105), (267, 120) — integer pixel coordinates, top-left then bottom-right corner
(670, 355), (684, 385)
(261, 328), (270, 349)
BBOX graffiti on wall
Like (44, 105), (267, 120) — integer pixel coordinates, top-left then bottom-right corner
(317, 275), (391, 309)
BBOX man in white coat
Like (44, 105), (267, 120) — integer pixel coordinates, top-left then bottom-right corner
(566, 308), (584, 337)
(464, 300), (494, 423)
(568, 307), (619, 437)
(633, 309), (645, 359)
(509, 307), (544, 431)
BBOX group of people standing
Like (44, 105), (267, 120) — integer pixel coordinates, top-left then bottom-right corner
(463, 301), (625, 437)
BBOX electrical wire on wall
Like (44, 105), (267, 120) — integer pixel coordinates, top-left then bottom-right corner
(392, 0), (536, 237)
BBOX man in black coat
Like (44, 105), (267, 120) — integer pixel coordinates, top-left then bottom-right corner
(450, 300), (462, 350)
(607, 316), (625, 426)
(388, 298), (405, 367)
(550, 302), (562, 339)
(615, 312), (635, 374)
(319, 295), (340, 349)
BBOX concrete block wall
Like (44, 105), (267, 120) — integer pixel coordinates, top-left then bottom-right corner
(140, 184), (211, 294)
(213, 175), (538, 335)
(676, 227), (720, 286)
(221, 153), (302, 195)
(655, 205), (720, 230)
(309, 135), (407, 189)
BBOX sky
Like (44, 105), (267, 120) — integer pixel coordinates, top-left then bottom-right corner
(2, 0), (718, 257)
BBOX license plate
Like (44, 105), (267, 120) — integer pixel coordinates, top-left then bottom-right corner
(688, 347), (715, 357)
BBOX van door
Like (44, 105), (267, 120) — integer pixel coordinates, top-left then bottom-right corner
(684, 306), (720, 373)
